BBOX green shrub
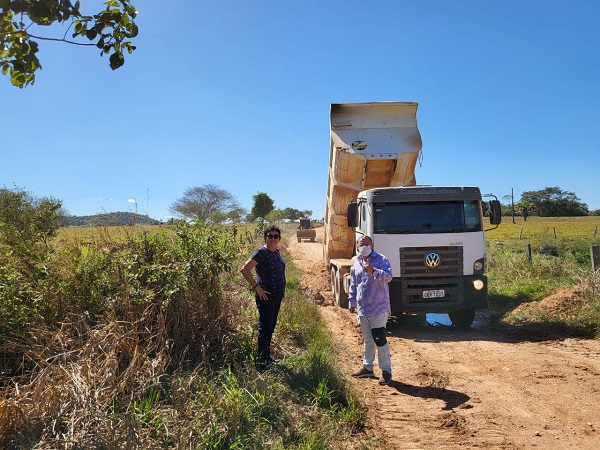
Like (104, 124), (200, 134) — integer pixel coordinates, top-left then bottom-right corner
(0, 187), (63, 335)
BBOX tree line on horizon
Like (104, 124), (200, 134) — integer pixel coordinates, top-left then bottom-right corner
(501, 186), (598, 218)
(1, 185), (597, 235)
(0, 185), (314, 231)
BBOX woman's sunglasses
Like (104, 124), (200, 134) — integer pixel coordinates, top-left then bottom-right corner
(266, 234), (280, 239)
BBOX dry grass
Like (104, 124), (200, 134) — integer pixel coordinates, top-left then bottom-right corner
(0, 304), (171, 446)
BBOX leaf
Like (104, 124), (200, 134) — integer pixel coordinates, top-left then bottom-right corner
(109, 51), (124, 70)
(11, 72), (26, 87)
(86, 29), (97, 40)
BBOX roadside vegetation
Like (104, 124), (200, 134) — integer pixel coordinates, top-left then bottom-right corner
(0, 191), (369, 449)
(486, 216), (600, 337)
(2, 187), (599, 447)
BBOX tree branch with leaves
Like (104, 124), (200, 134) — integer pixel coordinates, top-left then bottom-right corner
(1, 0), (138, 88)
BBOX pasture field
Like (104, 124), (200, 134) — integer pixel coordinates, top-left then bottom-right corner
(55, 222), (301, 251)
(486, 215), (600, 242)
(55, 224), (167, 246)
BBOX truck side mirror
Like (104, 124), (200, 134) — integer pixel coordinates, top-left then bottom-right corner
(347, 203), (358, 228)
(488, 200), (502, 225)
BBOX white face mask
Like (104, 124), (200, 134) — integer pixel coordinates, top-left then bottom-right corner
(357, 245), (372, 257)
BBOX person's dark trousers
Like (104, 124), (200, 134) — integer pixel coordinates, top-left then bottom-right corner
(255, 295), (282, 361)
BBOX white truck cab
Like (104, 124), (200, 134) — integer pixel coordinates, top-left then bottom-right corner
(345, 185), (500, 327)
(324, 102), (501, 328)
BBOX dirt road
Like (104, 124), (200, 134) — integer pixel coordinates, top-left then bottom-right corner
(286, 227), (600, 450)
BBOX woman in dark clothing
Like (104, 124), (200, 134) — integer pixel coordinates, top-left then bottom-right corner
(240, 225), (286, 367)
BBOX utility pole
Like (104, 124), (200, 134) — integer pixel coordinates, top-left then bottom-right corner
(512, 187), (515, 224)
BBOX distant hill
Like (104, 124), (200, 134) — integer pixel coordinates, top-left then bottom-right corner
(63, 212), (161, 227)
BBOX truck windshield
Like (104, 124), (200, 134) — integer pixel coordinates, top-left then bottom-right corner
(373, 201), (482, 234)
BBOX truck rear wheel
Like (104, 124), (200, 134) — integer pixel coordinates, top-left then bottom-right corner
(330, 267), (348, 308)
(449, 308), (476, 328)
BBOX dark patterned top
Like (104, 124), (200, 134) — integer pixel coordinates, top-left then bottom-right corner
(251, 246), (286, 299)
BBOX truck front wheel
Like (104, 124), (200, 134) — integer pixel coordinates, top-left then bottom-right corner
(330, 267), (349, 309)
(449, 308), (476, 328)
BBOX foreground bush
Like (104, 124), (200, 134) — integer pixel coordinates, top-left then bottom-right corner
(0, 222), (368, 449)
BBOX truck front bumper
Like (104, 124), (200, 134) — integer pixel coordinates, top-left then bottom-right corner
(389, 275), (489, 315)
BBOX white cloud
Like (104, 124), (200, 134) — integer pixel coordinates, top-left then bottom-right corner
(128, 198), (137, 204)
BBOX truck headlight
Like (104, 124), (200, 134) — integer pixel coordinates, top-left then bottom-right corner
(473, 279), (484, 290)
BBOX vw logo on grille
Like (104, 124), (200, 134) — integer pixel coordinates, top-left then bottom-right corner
(424, 252), (441, 268)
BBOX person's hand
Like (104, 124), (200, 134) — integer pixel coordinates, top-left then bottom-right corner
(256, 285), (270, 300)
(362, 257), (374, 275)
(349, 306), (356, 314)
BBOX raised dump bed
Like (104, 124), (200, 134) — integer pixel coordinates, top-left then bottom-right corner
(323, 102), (422, 264)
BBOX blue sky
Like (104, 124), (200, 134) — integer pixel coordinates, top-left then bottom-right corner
(3, 0), (599, 221)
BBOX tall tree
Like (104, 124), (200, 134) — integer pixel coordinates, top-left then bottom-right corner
(520, 186), (588, 217)
(250, 192), (274, 220)
(170, 184), (243, 224)
(283, 207), (302, 221)
(1, 0), (138, 88)
(281, 208), (313, 221)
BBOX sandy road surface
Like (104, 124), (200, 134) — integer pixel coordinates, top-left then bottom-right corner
(286, 227), (600, 450)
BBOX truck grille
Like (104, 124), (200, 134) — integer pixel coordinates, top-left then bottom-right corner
(399, 246), (464, 303)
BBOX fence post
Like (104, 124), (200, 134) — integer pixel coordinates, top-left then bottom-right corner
(519, 228), (523, 240)
(592, 245), (599, 272)
(525, 244), (532, 264)
(594, 226), (598, 239)
(553, 227), (557, 239)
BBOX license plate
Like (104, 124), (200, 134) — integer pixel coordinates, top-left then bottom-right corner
(422, 289), (445, 299)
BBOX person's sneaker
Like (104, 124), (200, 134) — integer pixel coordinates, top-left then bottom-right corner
(379, 370), (392, 385)
(351, 367), (374, 378)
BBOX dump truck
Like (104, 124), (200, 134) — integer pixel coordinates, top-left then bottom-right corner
(297, 218), (316, 243)
(324, 102), (501, 327)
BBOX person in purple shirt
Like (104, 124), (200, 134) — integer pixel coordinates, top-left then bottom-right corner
(348, 235), (393, 385)
(240, 225), (286, 369)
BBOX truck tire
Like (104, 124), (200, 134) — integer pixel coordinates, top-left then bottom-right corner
(449, 308), (476, 328)
(330, 267), (349, 308)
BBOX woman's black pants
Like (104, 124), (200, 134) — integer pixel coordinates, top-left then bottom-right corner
(255, 294), (282, 361)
